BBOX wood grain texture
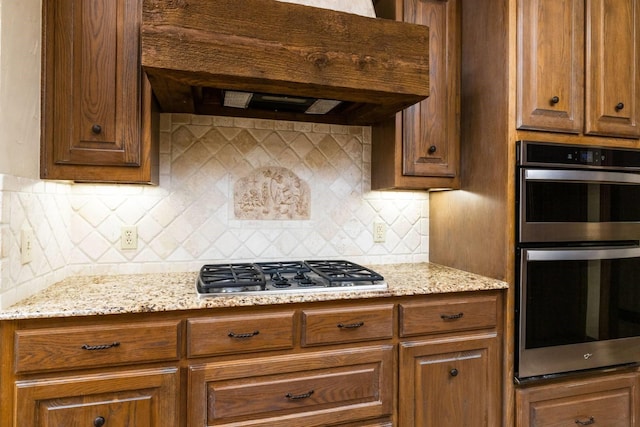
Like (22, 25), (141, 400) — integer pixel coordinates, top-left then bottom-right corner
(515, 372), (639, 426)
(585, 0), (640, 138)
(141, 0), (430, 125)
(301, 304), (394, 346)
(371, 0), (460, 190)
(41, 0), (159, 183)
(188, 345), (394, 426)
(15, 368), (179, 427)
(517, 0), (584, 133)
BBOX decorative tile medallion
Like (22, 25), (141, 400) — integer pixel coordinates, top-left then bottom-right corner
(234, 167), (310, 220)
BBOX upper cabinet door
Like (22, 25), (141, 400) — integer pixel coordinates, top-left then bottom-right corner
(402, 0), (459, 179)
(371, 0), (460, 190)
(585, 0), (640, 138)
(517, 0), (584, 133)
(41, 0), (158, 183)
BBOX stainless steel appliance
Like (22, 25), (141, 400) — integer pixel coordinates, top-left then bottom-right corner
(516, 141), (640, 381)
(196, 260), (387, 297)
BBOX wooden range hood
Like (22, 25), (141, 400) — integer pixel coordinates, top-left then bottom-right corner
(141, 0), (429, 125)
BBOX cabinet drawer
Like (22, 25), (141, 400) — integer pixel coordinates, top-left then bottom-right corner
(399, 293), (497, 337)
(187, 311), (295, 357)
(531, 390), (631, 426)
(516, 372), (639, 427)
(15, 321), (181, 373)
(301, 304), (394, 346)
(188, 345), (393, 426)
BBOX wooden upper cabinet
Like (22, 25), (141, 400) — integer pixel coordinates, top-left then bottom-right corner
(585, 0), (640, 137)
(518, 0), (640, 139)
(517, 0), (584, 133)
(372, 0), (460, 190)
(41, 0), (159, 183)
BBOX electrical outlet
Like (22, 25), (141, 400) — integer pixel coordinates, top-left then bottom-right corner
(21, 228), (34, 264)
(121, 226), (138, 250)
(373, 222), (386, 243)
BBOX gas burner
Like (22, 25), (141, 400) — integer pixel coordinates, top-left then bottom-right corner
(271, 272), (291, 288)
(196, 260), (387, 296)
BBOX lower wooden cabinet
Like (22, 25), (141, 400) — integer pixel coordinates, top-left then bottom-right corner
(516, 371), (639, 427)
(399, 333), (500, 427)
(15, 367), (179, 427)
(1, 291), (505, 426)
(187, 345), (393, 427)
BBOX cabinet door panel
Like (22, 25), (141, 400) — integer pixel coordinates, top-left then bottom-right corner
(585, 0), (640, 137)
(403, 0), (459, 178)
(371, 0), (460, 190)
(517, 0), (584, 133)
(15, 368), (178, 427)
(41, 0), (158, 183)
(49, 0), (140, 165)
(399, 333), (499, 427)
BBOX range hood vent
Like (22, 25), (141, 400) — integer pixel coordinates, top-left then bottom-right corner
(141, 0), (429, 125)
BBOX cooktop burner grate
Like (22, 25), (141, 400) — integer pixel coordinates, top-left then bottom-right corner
(199, 263), (266, 292)
(305, 260), (384, 283)
(196, 260), (387, 296)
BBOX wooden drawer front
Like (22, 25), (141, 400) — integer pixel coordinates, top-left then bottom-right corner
(399, 294), (497, 337)
(530, 389), (631, 426)
(188, 345), (393, 427)
(187, 311), (294, 357)
(301, 304), (394, 346)
(15, 321), (181, 373)
(516, 372), (639, 427)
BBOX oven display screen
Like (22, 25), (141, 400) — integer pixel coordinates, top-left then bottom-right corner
(579, 150), (594, 163)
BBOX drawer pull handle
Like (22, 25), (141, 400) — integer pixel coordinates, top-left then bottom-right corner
(440, 312), (464, 321)
(575, 417), (595, 425)
(616, 102), (625, 111)
(81, 342), (120, 351)
(550, 96), (560, 104)
(337, 321), (365, 329)
(286, 390), (314, 400)
(228, 331), (260, 339)
(94, 416), (106, 427)
(449, 368), (459, 377)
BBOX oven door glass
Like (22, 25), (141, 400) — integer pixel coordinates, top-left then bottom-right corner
(518, 169), (640, 242)
(517, 245), (640, 378)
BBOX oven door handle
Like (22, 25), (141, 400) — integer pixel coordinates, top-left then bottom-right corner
(526, 246), (640, 261)
(524, 168), (640, 185)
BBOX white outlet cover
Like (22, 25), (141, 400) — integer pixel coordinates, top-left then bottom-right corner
(121, 226), (138, 250)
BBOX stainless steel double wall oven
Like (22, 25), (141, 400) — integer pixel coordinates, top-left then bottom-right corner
(516, 141), (640, 381)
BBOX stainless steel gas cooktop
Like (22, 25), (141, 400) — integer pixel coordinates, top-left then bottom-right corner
(196, 260), (387, 296)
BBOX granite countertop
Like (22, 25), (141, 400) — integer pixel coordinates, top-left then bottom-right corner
(0, 263), (508, 320)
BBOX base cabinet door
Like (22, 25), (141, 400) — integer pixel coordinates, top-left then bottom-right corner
(399, 333), (500, 427)
(15, 368), (178, 427)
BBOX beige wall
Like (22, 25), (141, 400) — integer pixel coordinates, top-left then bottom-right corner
(0, 0), (41, 178)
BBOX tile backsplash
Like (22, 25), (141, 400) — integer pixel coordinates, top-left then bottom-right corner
(0, 115), (428, 308)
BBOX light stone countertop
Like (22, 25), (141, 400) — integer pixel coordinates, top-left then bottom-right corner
(0, 263), (508, 320)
